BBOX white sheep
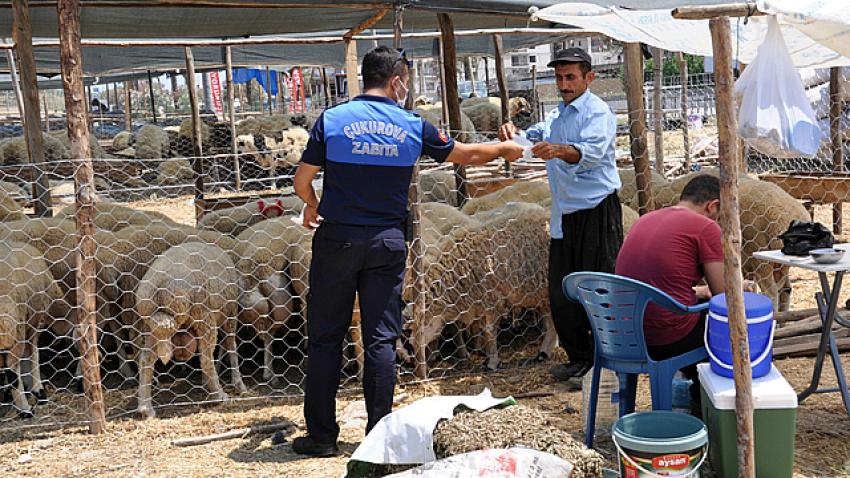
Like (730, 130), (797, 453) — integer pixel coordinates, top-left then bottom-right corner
(134, 242), (245, 418)
(134, 124), (169, 160)
(54, 201), (176, 232)
(419, 168), (458, 206)
(460, 180), (551, 215)
(414, 104), (478, 143)
(616, 168), (668, 211)
(236, 115), (293, 137)
(112, 131), (134, 151)
(0, 241), (63, 417)
(0, 189), (26, 222)
(0, 134), (69, 165)
(197, 196), (304, 237)
(461, 97), (533, 137)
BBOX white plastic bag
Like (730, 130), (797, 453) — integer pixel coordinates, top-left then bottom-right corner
(734, 16), (821, 158)
(385, 448), (574, 478)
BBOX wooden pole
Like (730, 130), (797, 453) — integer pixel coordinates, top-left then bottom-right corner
(265, 66), (274, 115)
(321, 67), (331, 107)
(170, 72), (179, 110)
(437, 42), (449, 127)
(673, 3), (765, 20)
(123, 80), (132, 130)
(624, 43), (653, 215)
(12, 0), (53, 217)
(653, 47), (665, 175)
(679, 52), (691, 170)
(184, 47), (206, 223)
(710, 16), (756, 478)
(484, 56), (491, 95)
(345, 39), (360, 98)
(57, 0), (106, 434)
(531, 64), (538, 122)
(438, 13), (467, 208)
(5, 48), (25, 121)
(147, 69), (158, 123)
(277, 72), (286, 113)
(225, 47), (240, 191)
(831, 67), (844, 234)
(493, 34), (511, 175)
(42, 92), (49, 131)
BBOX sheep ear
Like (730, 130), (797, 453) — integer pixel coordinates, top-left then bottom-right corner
(257, 200), (266, 214)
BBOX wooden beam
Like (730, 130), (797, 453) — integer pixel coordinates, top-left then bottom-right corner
(493, 34), (511, 175)
(225, 46), (240, 191)
(672, 2), (764, 20)
(679, 52), (691, 171)
(184, 47), (206, 223)
(653, 47), (664, 175)
(321, 67), (331, 107)
(831, 67), (844, 234)
(57, 0), (106, 435)
(265, 66), (273, 115)
(344, 7), (391, 40)
(710, 16), (755, 478)
(624, 42), (652, 215)
(5, 49), (25, 122)
(11, 1), (388, 9)
(147, 69), (158, 123)
(13, 0), (53, 217)
(123, 80), (132, 130)
(344, 39), (360, 98)
(438, 13), (467, 207)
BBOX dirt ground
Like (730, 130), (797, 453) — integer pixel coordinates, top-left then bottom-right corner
(0, 351), (847, 478)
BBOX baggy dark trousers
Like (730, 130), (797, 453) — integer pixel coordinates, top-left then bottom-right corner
(548, 192), (623, 363)
(303, 223), (406, 443)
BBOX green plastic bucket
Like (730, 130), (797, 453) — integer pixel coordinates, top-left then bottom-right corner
(612, 412), (708, 478)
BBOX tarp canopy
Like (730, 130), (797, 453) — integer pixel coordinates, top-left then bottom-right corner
(530, 2), (850, 68)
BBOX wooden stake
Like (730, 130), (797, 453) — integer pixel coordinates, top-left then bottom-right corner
(42, 92), (49, 131)
(624, 43), (653, 214)
(679, 52), (691, 170)
(653, 47), (664, 174)
(147, 69), (157, 123)
(13, 0), (53, 217)
(170, 72), (179, 110)
(710, 16), (755, 478)
(4, 48), (25, 122)
(673, 3), (765, 20)
(266, 66), (273, 115)
(484, 56), (491, 95)
(831, 67), (843, 234)
(123, 80), (132, 131)
(321, 67), (331, 107)
(184, 47), (206, 223)
(345, 39), (360, 98)
(225, 46), (240, 191)
(57, 0), (106, 434)
(493, 34), (511, 176)
(438, 13), (468, 208)
(437, 41), (449, 127)
(172, 420), (296, 447)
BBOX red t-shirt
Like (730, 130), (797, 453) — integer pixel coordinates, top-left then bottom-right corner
(615, 207), (723, 346)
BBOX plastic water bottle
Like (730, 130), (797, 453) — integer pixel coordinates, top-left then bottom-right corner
(582, 368), (620, 432)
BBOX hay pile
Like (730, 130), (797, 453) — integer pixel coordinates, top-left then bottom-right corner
(432, 405), (604, 478)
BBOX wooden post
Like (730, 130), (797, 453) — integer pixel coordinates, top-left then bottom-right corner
(653, 47), (665, 174)
(624, 43), (653, 214)
(225, 47), (241, 191)
(710, 16), (756, 478)
(123, 80), (132, 131)
(345, 39), (360, 98)
(679, 52), (691, 171)
(277, 72), (287, 113)
(147, 69), (158, 123)
(57, 0), (106, 434)
(531, 64), (538, 122)
(184, 47), (206, 223)
(85, 84), (91, 110)
(265, 66), (274, 115)
(438, 13), (468, 207)
(484, 56), (491, 95)
(437, 42), (449, 127)
(831, 67), (844, 234)
(12, 0), (53, 217)
(42, 92), (49, 131)
(5, 49), (25, 122)
(170, 72), (179, 110)
(321, 67), (331, 107)
(493, 34), (511, 175)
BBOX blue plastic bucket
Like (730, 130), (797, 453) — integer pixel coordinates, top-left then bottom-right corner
(705, 292), (774, 379)
(613, 411), (708, 478)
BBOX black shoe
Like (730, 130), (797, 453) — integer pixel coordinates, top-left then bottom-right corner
(549, 361), (592, 382)
(291, 436), (339, 457)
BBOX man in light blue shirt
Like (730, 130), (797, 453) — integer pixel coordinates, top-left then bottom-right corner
(500, 48), (623, 386)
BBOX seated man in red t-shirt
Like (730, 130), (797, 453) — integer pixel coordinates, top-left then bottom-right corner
(615, 174), (725, 411)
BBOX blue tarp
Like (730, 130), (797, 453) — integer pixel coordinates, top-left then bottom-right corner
(233, 68), (279, 96)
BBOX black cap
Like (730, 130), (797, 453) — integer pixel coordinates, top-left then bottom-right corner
(547, 47), (592, 68)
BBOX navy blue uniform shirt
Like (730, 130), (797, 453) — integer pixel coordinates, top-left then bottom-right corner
(300, 95), (455, 226)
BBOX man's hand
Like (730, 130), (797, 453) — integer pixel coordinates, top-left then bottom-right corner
(743, 279), (757, 293)
(694, 285), (712, 301)
(303, 204), (322, 230)
(498, 122), (517, 141)
(531, 141), (562, 160)
(500, 140), (524, 161)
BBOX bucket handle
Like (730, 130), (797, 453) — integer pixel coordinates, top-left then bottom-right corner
(704, 319), (775, 370)
(612, 434), (708, 478)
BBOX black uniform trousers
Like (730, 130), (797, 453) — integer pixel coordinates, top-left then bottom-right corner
(304, 222), (407, 443)
(548, 192), (623, 363)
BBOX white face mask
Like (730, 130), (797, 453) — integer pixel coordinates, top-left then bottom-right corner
(394, 77), (409, 107)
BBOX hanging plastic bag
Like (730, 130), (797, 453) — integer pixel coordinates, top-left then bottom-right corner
(735, 16), (822, 158)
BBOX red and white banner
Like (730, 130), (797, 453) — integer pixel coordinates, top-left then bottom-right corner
(209, 71), (223, 117)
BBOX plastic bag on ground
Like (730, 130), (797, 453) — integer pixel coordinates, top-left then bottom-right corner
(734, 16), (821, 158)
(385, 447), (574, 478)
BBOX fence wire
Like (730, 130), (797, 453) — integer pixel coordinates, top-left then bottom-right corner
(0, 65), (846, 430)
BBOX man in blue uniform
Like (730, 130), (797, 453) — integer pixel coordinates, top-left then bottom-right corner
(499, 48), (622, 387)
(291, 46), (524, 456)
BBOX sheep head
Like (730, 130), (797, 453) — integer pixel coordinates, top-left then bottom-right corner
(149, 311), (176, 365)
(509, 97), (532, 119)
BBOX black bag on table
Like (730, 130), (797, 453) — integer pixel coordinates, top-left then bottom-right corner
(778, 220), (834, 256)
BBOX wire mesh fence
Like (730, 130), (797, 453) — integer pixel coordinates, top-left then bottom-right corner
(0, 61), (846, 432)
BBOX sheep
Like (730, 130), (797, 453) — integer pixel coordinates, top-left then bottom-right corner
(156, 158), (193, 186)
(134, 124), (169, 160)
(0, 241), (63, 417)
(197, 196), (304, 237)
(406, 202), (551, 373)
(622, 204), (639, 235)
(414, 104), (478, 143)
(419, 168), (458, 206)
(134, 242), (245, 418)
(278, 127), (309, 169)
(0, 181), (28, 201)
(616, 168), (668, 211)
(54, 201), (176, 232)
(236, 115), (293, 137)
(653, 170), (809, 311)
(413, 96), (432, 107)
(461, 97), (533, 137)
(285, 112), (320, 132)
(178, 118), (212, 147)
(0, 190), (26, 222)
(112, 131), (134, 151)
(460, 180), (551, 215)
(0, 134), (69, 165)
(48, 130), (106, 159)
